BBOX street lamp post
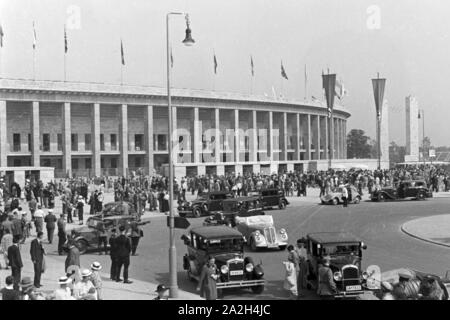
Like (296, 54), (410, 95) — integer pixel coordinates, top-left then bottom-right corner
(166, 12), (195, 299)
(371, 73), (386, 170)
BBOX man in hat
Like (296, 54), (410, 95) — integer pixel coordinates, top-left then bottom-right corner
(44, 209), (57, 244)
(0, 229), (13, 269)
(20, 276), (40, 300)
(115, 225), (133, 284)
(109, 228), (118, 280)
(73, 269), (97, 300)
(317, 255), (337, 300)
(153, 284), (169, 300)
(30, 231), (45, 288)
(392, 273), (412, 300)
(96, 219), (108, 255)
(53, 276), (74, 300)
(65, 240), (80, 274)
(90, 262), (103, 300)
(57, 214), (67, 255)
(76, 196), (84, 225)
(7, 236), (22, 290)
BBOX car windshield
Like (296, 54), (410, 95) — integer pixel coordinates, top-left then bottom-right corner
(322, 244), (360, 255)
(207, 238), (244, 252)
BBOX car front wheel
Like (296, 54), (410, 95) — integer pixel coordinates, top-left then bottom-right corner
(417, 192), (425, 200)
(378, 194), (385, 202)
(332, 198), (339, 205)
(354, 196), (361, 204)
(278, 200), (286, 210)
(193, 207), (202, 218)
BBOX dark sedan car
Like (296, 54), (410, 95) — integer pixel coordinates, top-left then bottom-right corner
(178, 191), (233, 218)
(371, 180), (432, 202)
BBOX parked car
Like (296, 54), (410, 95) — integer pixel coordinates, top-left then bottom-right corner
(70, 215), (150, 254)
(181, 226), (265, 294)
(235, 215), (288, 251)
(371, 180), (432, 202)
(203, 196), (264, 227)
(101, 201), (136, 216)
(305, 232), (373, 299)
(249, 188), (289, 210)
(321, 185), (361, 205)
(178, 191), (233, 218)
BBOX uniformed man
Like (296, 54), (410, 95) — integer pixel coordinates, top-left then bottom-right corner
(392, 273), (412, 300)
(317, 255), (337, 300)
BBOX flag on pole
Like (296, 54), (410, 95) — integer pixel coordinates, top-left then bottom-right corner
(250, 55), (254, 76)
(0, 24), (4, 47)
(170, 47), (174, 68)
(32, 21), (37, 50)
(64, 25), (68, 53)
(213, 53), (218, 74)
(335, 78), (348, 99)
(281, 61), (288, 80)
(120, 39), (125, 65)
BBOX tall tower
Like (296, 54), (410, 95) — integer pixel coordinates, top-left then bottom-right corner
(405, 96), (419, 162)
(380, 99), (389, 163)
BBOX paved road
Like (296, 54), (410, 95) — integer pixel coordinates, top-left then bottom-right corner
(42, 195), (450, 300)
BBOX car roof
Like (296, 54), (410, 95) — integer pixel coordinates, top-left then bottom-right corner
(307, 232), (361, 244)
(205, 191), (231, 195)
(191, 226), (243, 239)
(223, 196), (259, 203)
(90, 215), (133, 220)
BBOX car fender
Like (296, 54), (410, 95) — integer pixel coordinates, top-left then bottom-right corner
(276, 230), (289, 244)
(254, 264), (264, 278)
(73, 235), (90, 247)
(251, 232), (267, 246)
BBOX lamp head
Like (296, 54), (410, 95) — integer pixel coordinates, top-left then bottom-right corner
(182, 14), (195, 46)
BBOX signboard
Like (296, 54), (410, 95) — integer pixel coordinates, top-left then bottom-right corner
(429, 149), (436, 158)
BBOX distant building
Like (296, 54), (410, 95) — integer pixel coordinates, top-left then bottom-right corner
(404, 95), (419, 162)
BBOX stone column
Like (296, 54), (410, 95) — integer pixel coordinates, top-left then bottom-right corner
(0, 101), (7, 167)
(268, 111), (273, 161)
(92, 103), (101, 176)
(172, 106), (178, 164)
(295, 113), (300, 160)
(194, 107), (200, 164)
(343, 120), (347, 158)
(215, 108), (220, 163)
(31, 101), (40, 166)
(251, 110), (258, 162)
(234, 110), (239, 163)
(306, 114), (311, 160)
(120, 104), (129, 176)
(145, 105), (154, 175)
(316, 115), (321, 160)
(62, 102), (72, 176)
(283, 112), (288, 161)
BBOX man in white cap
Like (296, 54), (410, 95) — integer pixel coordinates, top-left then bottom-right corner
(44, 209), (57, 244)
(73, 269), (96, 300)
(53, 276), (75, 300)
(90, 262), (103, 300)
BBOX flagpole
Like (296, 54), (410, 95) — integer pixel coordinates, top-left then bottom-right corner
(33, 49), (36, 80)
(304, 64), (307, 100)
(121, 63), (123, 85)
(64, 53), (66, 82)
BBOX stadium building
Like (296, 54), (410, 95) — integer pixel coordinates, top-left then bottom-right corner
(0, 78), (356, 178)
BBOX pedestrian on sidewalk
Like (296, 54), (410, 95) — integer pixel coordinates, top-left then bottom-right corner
(1, 275), (21, 300)
(11, 213), (23, 243)
(341, 184), (348, 208)
(73, 269), (97, 300)
(30, 231), (45, 288)
(0, 229), (13, 270)
(66, 202), (74, 224)
(65, 240), (80, 275)
(7, 236), (22, 290)
(90, 262), (103, 300)
(52, 276), (75, 300)
(115, 225), (132, 284)
(34, 205), (45, 234)
(44, 209), (57, 244)
(109, 228), (118, 281)
(28, 197), (37, 221)
(76, 196), (85, 225)
(57, 214), (67, 256)
(20, 212), (30, 244)
(197, 256), (218, 300)
(96, 220), (108, 255)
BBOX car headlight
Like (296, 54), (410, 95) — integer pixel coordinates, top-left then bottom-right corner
(362, 271), (369, 280)
(245, 263), (254, 272)
(221, 265), (229, 274)
(333, 271), (342, 281)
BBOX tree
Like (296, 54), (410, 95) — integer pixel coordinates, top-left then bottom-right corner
(389, 141), (406, 165)
(346, 129), (373, 159)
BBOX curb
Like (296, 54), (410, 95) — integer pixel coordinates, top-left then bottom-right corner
(400, 221), (450, 249)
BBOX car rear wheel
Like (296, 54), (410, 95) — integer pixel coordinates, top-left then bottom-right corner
(417, 192), (425, 200)
(193, 207), (202, 218)
(278, 200), (286, 210)
(76, 239), (88, 255)
(332, 198), (339, 205)
(354, 196), (361, 204)
(378, 193), (385, 202)
(251, 285), (264, 294)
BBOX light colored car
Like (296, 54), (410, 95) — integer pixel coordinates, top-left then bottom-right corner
(235, 215), (288, 251)
(321, 185), (361, 205)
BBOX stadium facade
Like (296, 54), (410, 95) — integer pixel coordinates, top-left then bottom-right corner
(0, 78), (356, 178)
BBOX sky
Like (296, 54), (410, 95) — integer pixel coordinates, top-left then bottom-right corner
(1, 0), (449, 146)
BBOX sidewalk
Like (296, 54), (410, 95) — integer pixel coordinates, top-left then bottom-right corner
(401, 214), (450, 248)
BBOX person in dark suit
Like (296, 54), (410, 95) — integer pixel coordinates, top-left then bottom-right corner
(44, 209), (57, 244)
(29, 231), (45, 288)
(7, 236), (23, 290)
(115, 226), (132, 284)
(65, 240), (80, 274)
(109, 228), (118, 280)
(57, 214), (67, 255)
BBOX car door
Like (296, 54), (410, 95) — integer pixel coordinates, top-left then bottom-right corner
(209, 194), (221, 211)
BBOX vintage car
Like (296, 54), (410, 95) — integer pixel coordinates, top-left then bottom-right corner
(203, 196), (265, 227)
(70, 215), (150, 254)
(101, 201), (137, 216)
(376, 268), (450, 300)
(305, 232), (372, 299)
(371, 180), (432, 202)
(235, 215), (288, 251)
(181, 226), (265, 294)
(248, 188), (289, 210)
(178, 191), (233, 218)
(321, 185), (361, 205)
